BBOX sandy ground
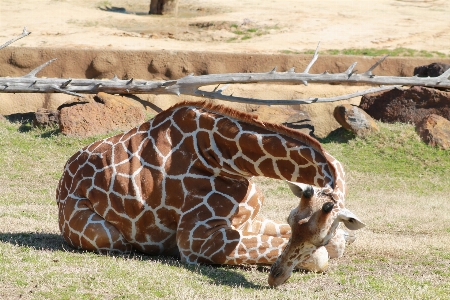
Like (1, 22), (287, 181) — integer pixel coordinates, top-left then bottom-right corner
(1, 0), (450, 137)
(1, 0), (449, 55)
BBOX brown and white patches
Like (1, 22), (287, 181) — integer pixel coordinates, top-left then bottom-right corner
(56, 101), (361, 287)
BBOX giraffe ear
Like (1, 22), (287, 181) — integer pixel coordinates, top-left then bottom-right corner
(336, 208), (365, 230)
(286, 181), (313, 198)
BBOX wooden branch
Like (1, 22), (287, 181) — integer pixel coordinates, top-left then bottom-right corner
(1, 58), (448, 104)
(0, 27), (31, 50)
(1, 30), (449, 105)
(194, 85), (401, 105)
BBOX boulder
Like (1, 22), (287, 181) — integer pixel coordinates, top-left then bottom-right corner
(59, 92), (145, 137)
(415, 114), (450, 150)
(413, 62), (450, 77)
(333, 104), (379, 136)
(359, 86), (450, 125)
(283, 110), (316, 138)
(33, 108), (60, 128)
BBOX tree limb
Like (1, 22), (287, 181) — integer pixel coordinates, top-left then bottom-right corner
(0, 27), (31, 50)
(1, 30), (449, 104)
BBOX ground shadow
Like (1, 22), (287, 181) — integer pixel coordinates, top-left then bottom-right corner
(3, 113), (61, 136)
(283, 120), (316, 139)
(4, 112), (35, 124)
(122, 94), (163, 114)
(0, 232), (66, 251)
(319, 127), (356, 144)
(0, 232), (267, 289)
(98, 6), (149, 16)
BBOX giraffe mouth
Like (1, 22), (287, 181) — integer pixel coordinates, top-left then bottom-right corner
(268, 272), (290, 287)
(268, 264), (293, 287)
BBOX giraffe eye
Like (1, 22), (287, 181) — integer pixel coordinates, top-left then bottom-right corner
(322, 202), (334, 213)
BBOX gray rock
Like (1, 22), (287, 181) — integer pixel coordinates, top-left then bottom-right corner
(333, 104), (379, 136)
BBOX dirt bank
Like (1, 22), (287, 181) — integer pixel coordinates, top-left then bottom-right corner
(2, 47), (449, 80)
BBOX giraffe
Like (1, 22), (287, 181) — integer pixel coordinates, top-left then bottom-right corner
(56, 101), (365, 286)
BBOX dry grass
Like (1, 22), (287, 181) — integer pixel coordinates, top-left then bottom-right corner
(0, 119), (449, 299)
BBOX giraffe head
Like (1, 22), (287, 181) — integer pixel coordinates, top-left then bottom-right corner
(268, 182), (365, 287)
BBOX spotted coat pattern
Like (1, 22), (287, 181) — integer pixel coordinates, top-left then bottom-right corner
(56, 101), (348, 268)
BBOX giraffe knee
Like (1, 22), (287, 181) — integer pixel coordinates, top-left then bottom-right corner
(325, 229), (347, 259)
(59, 199), (132, 253)
(296, 246), (329, 272)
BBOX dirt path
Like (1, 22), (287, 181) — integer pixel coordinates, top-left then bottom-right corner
(1, 0), (449, 55)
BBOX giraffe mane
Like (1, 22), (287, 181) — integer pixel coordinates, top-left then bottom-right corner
(166, 101), (325, 155)
(164, 100), (341, 189)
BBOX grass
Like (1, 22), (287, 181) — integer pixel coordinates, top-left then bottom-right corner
(229, 25), (280, 42)
(0, 118), (449, 299)
(280, 47), (450, 58)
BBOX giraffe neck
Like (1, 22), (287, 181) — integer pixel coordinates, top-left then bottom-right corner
(162, 102), (345, 198)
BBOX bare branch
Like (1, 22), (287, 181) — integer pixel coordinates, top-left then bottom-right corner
(1, 65), (449, 104)
(24, 59), (57, 78)
(0, 27), (31, 50)
(363, 55), (389, 77)
(193, 85), (400, 105)
(344, 62), (358, 78)
(1, 30), (449, 105)
(303, 42), (320, 74)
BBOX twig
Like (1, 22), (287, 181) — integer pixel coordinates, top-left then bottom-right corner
(0, 27), (31, 50)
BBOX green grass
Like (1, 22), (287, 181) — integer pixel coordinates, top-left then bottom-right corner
(320, 124), (450, 194)
(229, 25), (280, 41)
(0, 119), (449, 299)
(281, 47), (450, 58)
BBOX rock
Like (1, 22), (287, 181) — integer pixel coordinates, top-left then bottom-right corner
(415, 114), (450, 150)
(283, 110), (316, 137)
(59, 92), (145, 137)
(33, 108), (60, 127)
(333, 104), (379, 136)
(252, 105), (315, 137)
(359, 86), (450, 125)
(414, 62), (450, 77)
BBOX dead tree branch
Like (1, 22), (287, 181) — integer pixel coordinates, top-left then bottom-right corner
(0, 27), (31, 50)
(1, 30), (449, 105)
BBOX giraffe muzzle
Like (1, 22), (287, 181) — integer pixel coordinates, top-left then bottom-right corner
(268, 264), (292, 287)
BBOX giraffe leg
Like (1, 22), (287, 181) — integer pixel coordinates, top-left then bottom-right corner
(58, 197), (132, 253)
(177, 216), (289, 266)
(295, 228), (349, 272)
(295, 246), (329, 272)
(324, 228), (347, 259)
(249, 215), (330, 271)
(247, 215), (291, 238)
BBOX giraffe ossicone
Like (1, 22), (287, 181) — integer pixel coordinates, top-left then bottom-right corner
(56, 101), (365, 287)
